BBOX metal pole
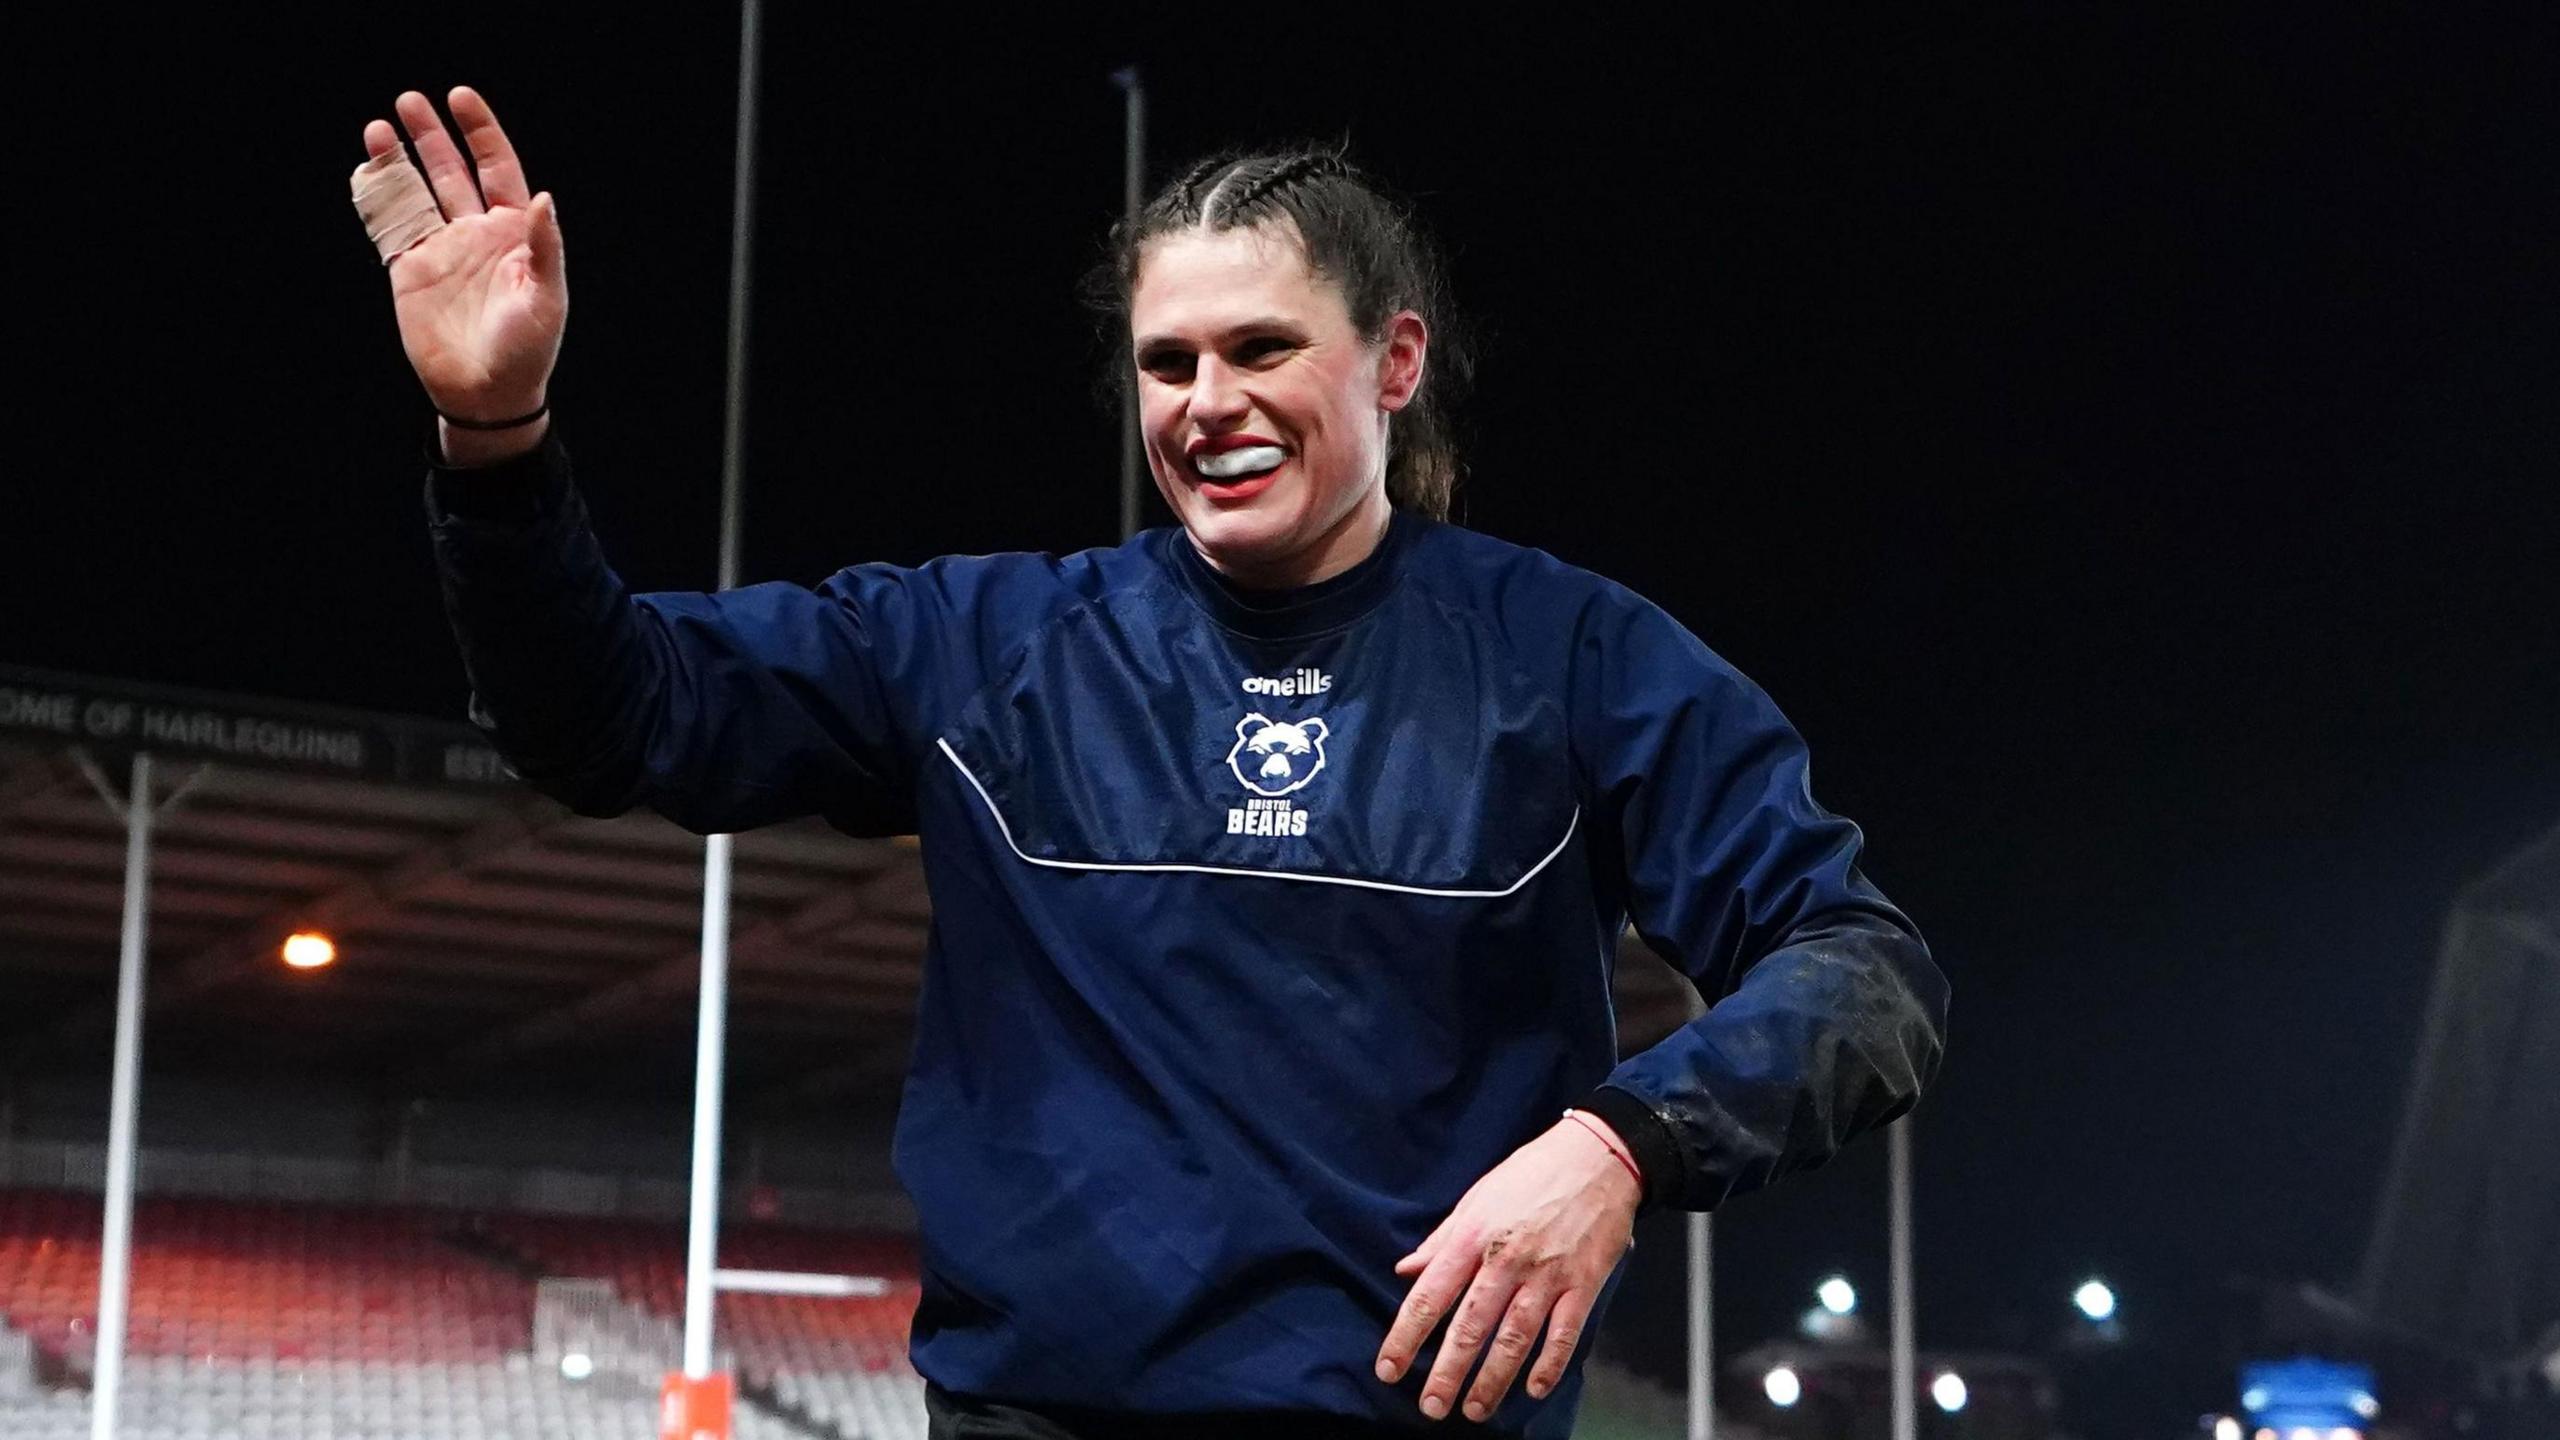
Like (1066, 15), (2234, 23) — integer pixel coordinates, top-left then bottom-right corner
(1687, 1210), (1714, 1440)
(683, 834), (735, 1379)
(683, 0), (763, 1384)
(92, 751), (154, 1440)
(713, 1269), (891, 1299)
(1111, 65), (1146, 541)
(1680, 973), (1714, 1440)
(716, 0), (761, 594)
(1889, 1121), (1916, 1440)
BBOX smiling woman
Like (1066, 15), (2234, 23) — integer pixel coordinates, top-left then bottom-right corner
(362, 93), (1946, 1440)
(1079, 147), (1472, 587)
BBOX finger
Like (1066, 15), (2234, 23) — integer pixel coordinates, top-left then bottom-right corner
(1394, 1226), (1447, 1276)
(1374, 1236), (1479, 1385)
(1418, 1264), (1524, 1421)
(351, 128), (446, 266)
(1524, 1286), (1596, 1400)
(394, 89), (484, 218)
(1461, 1283), (1558, 1422)
(447, 86), (530, 209)
(1402, 1204), (1464, 1260)
(523, 192), (566, 289)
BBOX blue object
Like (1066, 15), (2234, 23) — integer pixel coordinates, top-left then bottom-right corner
(427, 427), (1948, 1436)
(2239, 1356), (2378, 1431)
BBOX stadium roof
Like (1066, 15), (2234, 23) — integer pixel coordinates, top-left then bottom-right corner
(0, 664), (929, 1112)
(2358, 819), (2560, 1363)
(0, 664), (1695, 1113)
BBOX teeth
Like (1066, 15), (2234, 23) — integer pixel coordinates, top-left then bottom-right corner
(1195, 446), (1287, 481)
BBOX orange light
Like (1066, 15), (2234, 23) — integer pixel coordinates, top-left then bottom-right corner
(282, 932), (337, 970)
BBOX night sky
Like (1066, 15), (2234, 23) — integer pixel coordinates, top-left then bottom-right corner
(13, 6), (2560, 1430)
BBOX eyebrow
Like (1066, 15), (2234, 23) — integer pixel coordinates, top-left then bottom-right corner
(1133, 317), (1307, 353)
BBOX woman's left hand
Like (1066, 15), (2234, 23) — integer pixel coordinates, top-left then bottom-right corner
(1374, 1114), (1643, 1422)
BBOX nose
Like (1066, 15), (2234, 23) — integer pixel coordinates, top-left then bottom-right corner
(1188, 354), (1251, 429)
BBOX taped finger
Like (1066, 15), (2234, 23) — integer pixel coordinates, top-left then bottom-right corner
(351, 147), (446, 265)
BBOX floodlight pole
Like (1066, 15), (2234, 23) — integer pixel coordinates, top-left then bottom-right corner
(86, 750), (152, 1440)
(1679, 977), (1715, 1440)
(683, 0), (763, 1386)
(1111, 65), (1146, 541)
(1889, 1121), (1916, 1440)
(684, 835), (736, 1382)
(1687, 1210), (1714, 1440)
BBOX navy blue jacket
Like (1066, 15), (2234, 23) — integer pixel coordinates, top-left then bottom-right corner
(425, 426), (1948, 1437)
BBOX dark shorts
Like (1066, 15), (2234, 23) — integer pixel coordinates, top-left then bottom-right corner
(922, 1379), (1449, 1439)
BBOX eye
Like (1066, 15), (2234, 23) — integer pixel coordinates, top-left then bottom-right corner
(1237, 337), (1294, 364)
(1138, 348), (1195, 382)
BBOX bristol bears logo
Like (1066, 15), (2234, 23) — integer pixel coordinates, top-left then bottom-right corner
(1228, 713), (1330, 797)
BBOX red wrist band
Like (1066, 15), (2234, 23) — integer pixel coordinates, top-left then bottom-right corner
(1562, 1108), (1643, 1190)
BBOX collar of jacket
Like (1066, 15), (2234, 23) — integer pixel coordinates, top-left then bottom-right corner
(1158, 507), (1421, 642)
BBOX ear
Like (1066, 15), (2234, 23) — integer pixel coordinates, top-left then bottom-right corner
(1375, 310), (1429, 413)
(1300, 717), (1329, 743)
(1239, 713), (1272, 739)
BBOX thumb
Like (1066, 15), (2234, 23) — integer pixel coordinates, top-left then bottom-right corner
(1398, 1210), (1460, 1274)
(1395, 1228), (1444, 1275)
(527, 191), (564, 284)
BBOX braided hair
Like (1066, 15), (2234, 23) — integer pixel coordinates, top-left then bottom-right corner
(1081, 145), (1473, 521)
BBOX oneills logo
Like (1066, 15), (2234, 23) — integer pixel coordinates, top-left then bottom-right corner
(1240, 668), (1331, 698)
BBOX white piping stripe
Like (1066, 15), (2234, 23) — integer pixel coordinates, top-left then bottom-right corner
(935, 738), (1577, 899)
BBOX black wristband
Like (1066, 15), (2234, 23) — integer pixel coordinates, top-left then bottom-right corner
(437, 402), (550, 431)
(1576, 1085), (1684, 1214)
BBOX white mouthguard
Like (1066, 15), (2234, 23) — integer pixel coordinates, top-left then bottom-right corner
(1196, 446), (1287, 480)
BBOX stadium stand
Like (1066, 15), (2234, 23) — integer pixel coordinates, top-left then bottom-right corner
(0, 1189), (526, 1369)
(0, 1187), (904, 1438)
(482, 1211), (926, 1438)
(0, 1352), (823, 1440)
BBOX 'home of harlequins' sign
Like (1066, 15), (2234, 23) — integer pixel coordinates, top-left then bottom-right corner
(0, 663), (515, 789)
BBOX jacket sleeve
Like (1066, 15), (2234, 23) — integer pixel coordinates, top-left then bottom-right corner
(1565, 590), (1948, 1215)
(423, 423), (937, 837)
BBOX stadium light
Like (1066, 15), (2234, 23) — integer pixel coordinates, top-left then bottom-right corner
(281, 932), (337, 970)
(559, 1351), (593, 1381)
(1932, 1371), (1968, 1413)
(1763, 1366), (1802, 1408)
(2214, 1417), (2243, 1440)
(1816, 1275), (1857, 1316)
(2074, 1279), (2117, 1322)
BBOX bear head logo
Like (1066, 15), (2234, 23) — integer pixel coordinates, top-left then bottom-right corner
(1227, 713), (1331, 797)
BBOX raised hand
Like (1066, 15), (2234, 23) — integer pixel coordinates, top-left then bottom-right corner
(354, 87), (565, 428)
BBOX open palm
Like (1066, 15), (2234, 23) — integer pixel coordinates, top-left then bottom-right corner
(358, 87), (565, 421)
